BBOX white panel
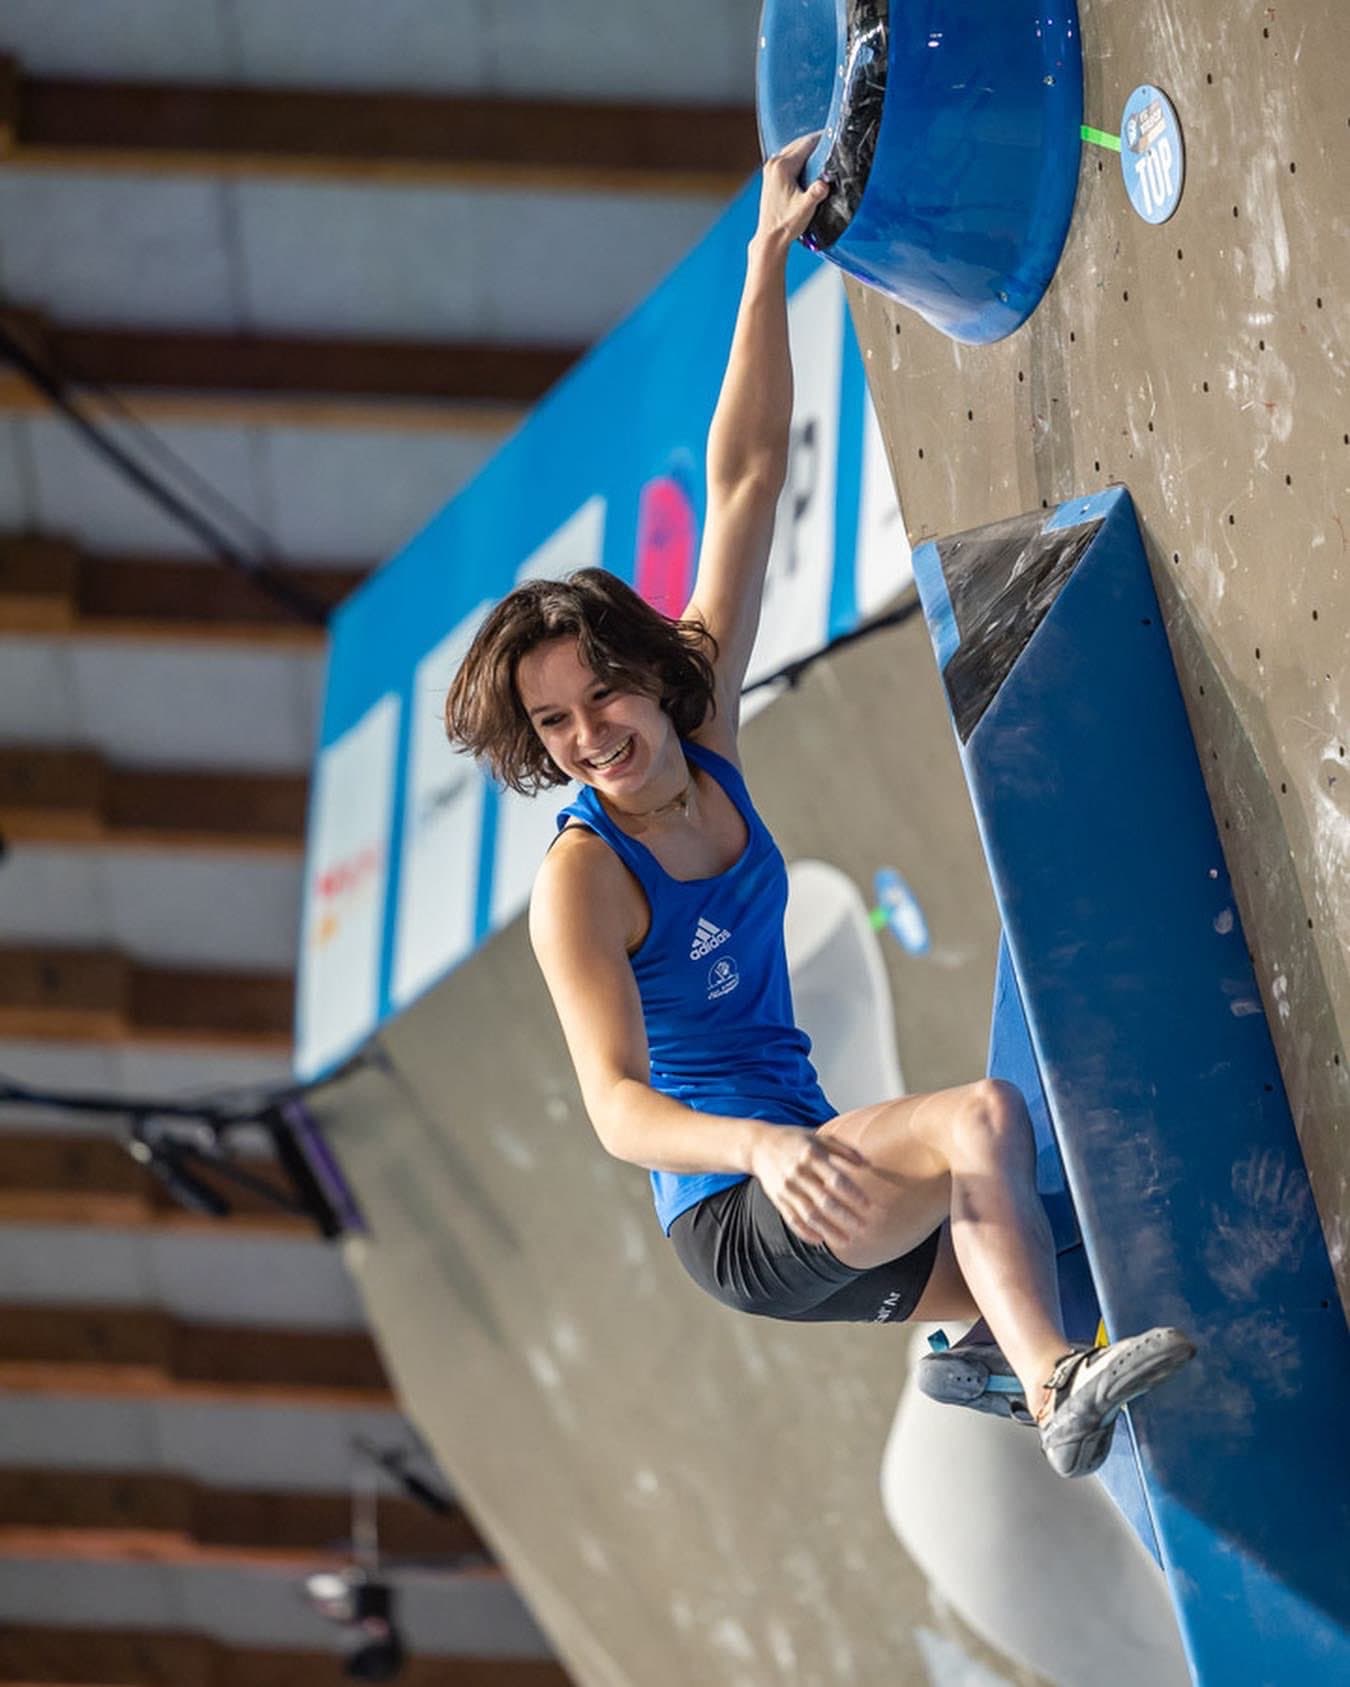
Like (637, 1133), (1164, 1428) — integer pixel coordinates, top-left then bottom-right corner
(489, 782), (573, 934)
(745, 267), (845, 687)
(513, 496), (605, 587)
(0, 1225), (365, 1327)
(25, 413), (263, 560)
(5, 0), (758, 105)
(0, 1039), (292, 1116)
(102, 852), (304, 969)
(113, 1043), (293, 1098)
(49, 640), (324, 769)
(0, 1393), (413, 1490)
(479, 189), (727, 343)
(392, 602), (492, 1009)
(234, 178), (724, 343)
(488, 497), (607, 929)
(481, 0), (761, 103)
(0, 1561), (552, 1654)
(0, 1), (231, 78)
(0, 420), (35, 527)
(296, 695), (400, 1078)
(261, 425), (500, 565)
(234, 178), (487, 337)
(149, 1400), (412, 1491)
(0, 171), (235, 327)
(233, 0), (490, 88)
(0, 848), (302, 970)
(0, 849), (105, 946)
(856, 392), (914, 616)
(0, 638), (80, 745)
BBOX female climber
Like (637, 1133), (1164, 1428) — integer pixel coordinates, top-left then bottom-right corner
(445, 134), (1193, 1477)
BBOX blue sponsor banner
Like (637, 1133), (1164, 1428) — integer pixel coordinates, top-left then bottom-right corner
(297, 180), (909, 1080)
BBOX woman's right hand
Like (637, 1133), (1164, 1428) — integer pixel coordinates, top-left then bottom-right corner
(749, 1125), (873, 1253)
(755, 131), (830, 251)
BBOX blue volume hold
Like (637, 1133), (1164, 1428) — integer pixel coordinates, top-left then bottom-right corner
(757, 0), (1084, 343)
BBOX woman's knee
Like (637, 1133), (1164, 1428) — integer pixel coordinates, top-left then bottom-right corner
(948, 1078), (1031, 1164)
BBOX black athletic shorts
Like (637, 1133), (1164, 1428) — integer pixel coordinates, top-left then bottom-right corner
(669, 1176), (942, 1325)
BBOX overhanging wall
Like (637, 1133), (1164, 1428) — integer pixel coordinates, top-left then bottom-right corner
(847, 0), (1350, 1312)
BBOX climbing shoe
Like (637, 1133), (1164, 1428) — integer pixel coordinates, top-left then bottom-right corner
(917, 1326), (1036, 1426)
(1037, 1326), (1196, 1478)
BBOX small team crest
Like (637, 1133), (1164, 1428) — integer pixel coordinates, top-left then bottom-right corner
(707, 955), (740, 1000)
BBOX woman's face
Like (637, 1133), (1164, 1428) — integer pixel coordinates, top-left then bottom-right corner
(516, 636), (670, 795)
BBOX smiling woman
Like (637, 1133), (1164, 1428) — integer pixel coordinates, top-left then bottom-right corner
(442, 135), (1192, 1479)
(443, 568), (717, 797)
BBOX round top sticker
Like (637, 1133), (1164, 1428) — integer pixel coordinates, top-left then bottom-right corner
(1121, 85), (1184, 224)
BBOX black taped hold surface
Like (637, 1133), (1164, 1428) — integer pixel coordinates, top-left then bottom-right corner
(938, 511), (1100, 742)
(805, 0), (888, 252)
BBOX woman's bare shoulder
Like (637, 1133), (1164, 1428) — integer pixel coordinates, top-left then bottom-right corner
(531, 822), (644, 950)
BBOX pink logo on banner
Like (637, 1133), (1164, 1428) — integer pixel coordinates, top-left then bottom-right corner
(634, 474), (697, 618)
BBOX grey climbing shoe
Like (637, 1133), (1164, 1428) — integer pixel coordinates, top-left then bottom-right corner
(1037, 1326), (1196, 1478)
(917, 1326), (1036, 1426)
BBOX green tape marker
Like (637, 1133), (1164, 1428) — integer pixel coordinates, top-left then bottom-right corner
(1081, 124), (1122, 152)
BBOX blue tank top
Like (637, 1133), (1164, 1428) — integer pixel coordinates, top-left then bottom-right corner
(555, 739), (834, 1232)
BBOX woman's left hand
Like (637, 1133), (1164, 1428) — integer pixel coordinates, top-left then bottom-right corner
(756, 132), (830, 250)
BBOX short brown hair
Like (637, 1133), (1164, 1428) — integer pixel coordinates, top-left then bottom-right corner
(444, 568), (718, 794)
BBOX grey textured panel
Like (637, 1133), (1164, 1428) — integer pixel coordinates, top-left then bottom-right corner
(475, 188), (727, 343)
(0, 849), (303, 971)
(0, 1560), (552, 1654)
(847, 0), (1350, 1312)
(0, 1224), (364, 1327)
(3, 0), (760, 103)
(471, 0), (761, 105)
(0, 638), (82, 745)
(0, 0), (232, 79)
(0, 1393), (412, 1490)
(0, 420), (36, 527)
(0, 1039), (292, 1105)
(0, 637), (325, 768)
(234, 178), (728, 343)
(0, 172), (236, 328)
(25, 413), (263, 560)
(261, 425), (500, 565)
(20, 405), (501, 566)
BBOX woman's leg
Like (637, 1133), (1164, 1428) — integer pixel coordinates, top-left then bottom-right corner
(817, 1079), (1066, 1416)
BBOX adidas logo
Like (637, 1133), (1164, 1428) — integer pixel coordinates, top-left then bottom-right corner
(690, 916), (731, 961)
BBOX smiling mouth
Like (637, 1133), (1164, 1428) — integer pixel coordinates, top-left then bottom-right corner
(585, 736), (635, 773)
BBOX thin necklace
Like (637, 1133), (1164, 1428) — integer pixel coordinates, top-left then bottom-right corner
(606, 770), (694, 828)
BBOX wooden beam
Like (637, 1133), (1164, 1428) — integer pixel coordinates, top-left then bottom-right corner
(0, 1132), (311, 1234)
(0, 1628), (572, 1687)
(0, 311), (570, 429)
(0, 946), (293, 1050)
(0, 535), (361, 644)
(0, 747), (308, 853)
(3, 59), (756, 195)
(0, 1466), (491, 1571)
(0, 1304), (394, 1407)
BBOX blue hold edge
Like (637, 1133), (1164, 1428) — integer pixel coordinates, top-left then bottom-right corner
(913, 488), (1350, 1684)
(757, 0), (1083, 343)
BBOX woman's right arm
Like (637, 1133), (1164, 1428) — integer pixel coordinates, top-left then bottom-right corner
(529, 835), (871, 1246)
(529, 835), (761, 1175)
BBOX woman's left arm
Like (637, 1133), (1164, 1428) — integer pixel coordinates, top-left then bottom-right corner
(684, 133), (828, 750)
